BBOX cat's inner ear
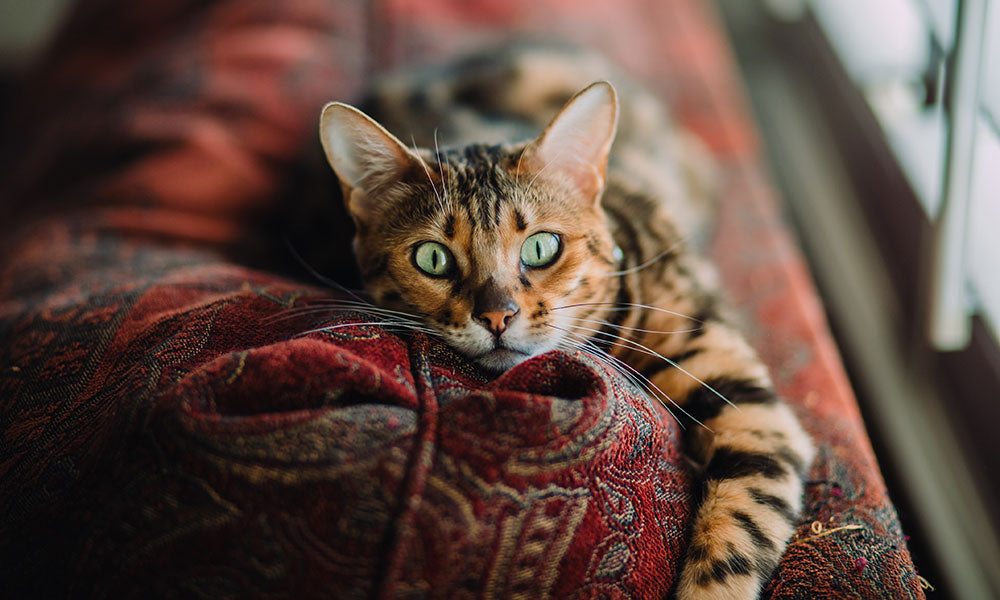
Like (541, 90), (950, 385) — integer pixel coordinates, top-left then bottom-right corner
(319, 102), (429, 218)
(520, 81), (619, 205)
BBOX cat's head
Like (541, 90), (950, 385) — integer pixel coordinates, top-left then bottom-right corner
(319, 82), (620, 372)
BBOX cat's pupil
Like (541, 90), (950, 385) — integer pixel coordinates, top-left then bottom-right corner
(534, 240), (541, 260)
(414, 241), (452, 276)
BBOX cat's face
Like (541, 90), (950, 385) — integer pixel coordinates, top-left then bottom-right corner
(321, 82), (619, 372)
(349, 153), (619, 372)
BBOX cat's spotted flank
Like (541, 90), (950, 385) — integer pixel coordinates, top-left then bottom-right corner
(319, 44), (814, 600)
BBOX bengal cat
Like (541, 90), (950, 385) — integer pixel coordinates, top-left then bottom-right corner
(316, 43), (814, 600)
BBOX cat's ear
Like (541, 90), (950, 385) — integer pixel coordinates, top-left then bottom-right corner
(319, 102), (427, 217)
(521, 81), (619, 205)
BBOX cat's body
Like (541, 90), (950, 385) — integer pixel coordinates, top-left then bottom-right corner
(319, 43), (814, 600)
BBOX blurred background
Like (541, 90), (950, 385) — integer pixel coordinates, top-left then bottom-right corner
(1, 0), (997, 598)
(0, 0), (67, 96)
(717, 1), (1000, 598)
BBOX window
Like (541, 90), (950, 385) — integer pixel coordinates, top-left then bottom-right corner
(720, 2), (1000, 597)
(810, 0), (1000, 349)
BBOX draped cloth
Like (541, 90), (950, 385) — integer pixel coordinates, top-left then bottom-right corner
(0, 0), (924, 597)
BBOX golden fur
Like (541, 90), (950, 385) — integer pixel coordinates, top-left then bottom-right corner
(319, 43), (814, 600)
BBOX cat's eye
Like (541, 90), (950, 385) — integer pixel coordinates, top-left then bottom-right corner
(520, 232), (561, 268)
(413, 241), (454, 277)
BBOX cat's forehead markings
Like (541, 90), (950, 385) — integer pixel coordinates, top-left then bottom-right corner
(434, 144), (528, 237)
(443, 213), (456, 239)
(514, 208), (527, 232)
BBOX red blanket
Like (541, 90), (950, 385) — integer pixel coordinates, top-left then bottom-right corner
(0, 0), (924, 597)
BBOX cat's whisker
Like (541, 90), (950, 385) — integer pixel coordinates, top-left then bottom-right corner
(551, 301), (701, 322)
(433, 128), (453, 209)
(523, 148), (565, 198)
(551, 326), (708, 429)
(264, 299), (424, 320)
(554, 330), (654, 391)
(297, 299), (426, 322)
(263, 307), (346, 324)
(554, 328), (666, 400)
(514, 145), (526, 186)
(554, 336), (655, 399)
(412, 133), (446, 214)
(558, 332), (710, 432)
(602, 238), (686, 277)
(282, 237), (371, 304)
(263, 306), (426, 327)
(261, 303), (373, 322)
(568, 329), (662, 361)
(558, 315), (700, 336)
(264, 303), (434, 341)
(553, 338), (675, 422)
(557, 321), (737, 411)
(296, 320), (439, 338)
(294, 294), (423, 315)
(553, 337), (673, 420)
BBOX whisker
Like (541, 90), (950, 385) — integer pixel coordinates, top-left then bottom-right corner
(554, 336), (655, 398)
(553, 337), (671, 417)
(551, 326), (677, 406)
(523, 148), (565, 197)
(572, 329), (663, 361)
(602, 238), (685, 277)
(556, 331), (709, 430)
(297, 320), (439, 338)
(263, 305), (427, 327)
(264, 306), (350, 324)
(553, 329), (665, 400)
(262, 298), (425, 321)
(412, 134), (445, 214)
(282, 237), (370, 303)
(433, 128), (452, 209)
(291, 299), (426, 322)
(514, 144), (526, 186)
(559, 315), (700, 336)
(551, 301), (700, 322)
(557, 321), (736, 411)
(551, 327), (707, 429)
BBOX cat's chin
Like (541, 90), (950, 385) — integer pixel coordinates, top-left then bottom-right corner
(473, 348), (532, 373)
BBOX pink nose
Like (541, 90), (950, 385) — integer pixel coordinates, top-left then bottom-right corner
(478, 310), (517, 335)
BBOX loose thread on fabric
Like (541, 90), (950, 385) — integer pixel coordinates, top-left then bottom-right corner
(793, 521), (865, 546)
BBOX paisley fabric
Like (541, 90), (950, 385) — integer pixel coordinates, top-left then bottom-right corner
(0, 0), (923, 598)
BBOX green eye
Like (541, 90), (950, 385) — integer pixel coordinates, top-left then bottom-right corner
(413, 241), (454, 277)
(520, 232), (561, 268)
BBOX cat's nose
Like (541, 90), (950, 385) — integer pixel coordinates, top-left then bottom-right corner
(477, 309), (518, 335)
(473, 278), (519, 336)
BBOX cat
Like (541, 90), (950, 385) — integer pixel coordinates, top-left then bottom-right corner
(317, 43), (815, 600)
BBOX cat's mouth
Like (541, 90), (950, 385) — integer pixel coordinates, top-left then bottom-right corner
(473, 345), (532, 373)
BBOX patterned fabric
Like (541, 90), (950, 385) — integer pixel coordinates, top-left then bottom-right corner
(0, 0), (924, 598)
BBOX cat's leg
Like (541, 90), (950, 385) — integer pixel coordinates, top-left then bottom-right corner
(647, 320), (815, 600)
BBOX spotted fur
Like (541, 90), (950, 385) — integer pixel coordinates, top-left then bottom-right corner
(319, 42), (814, 600)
